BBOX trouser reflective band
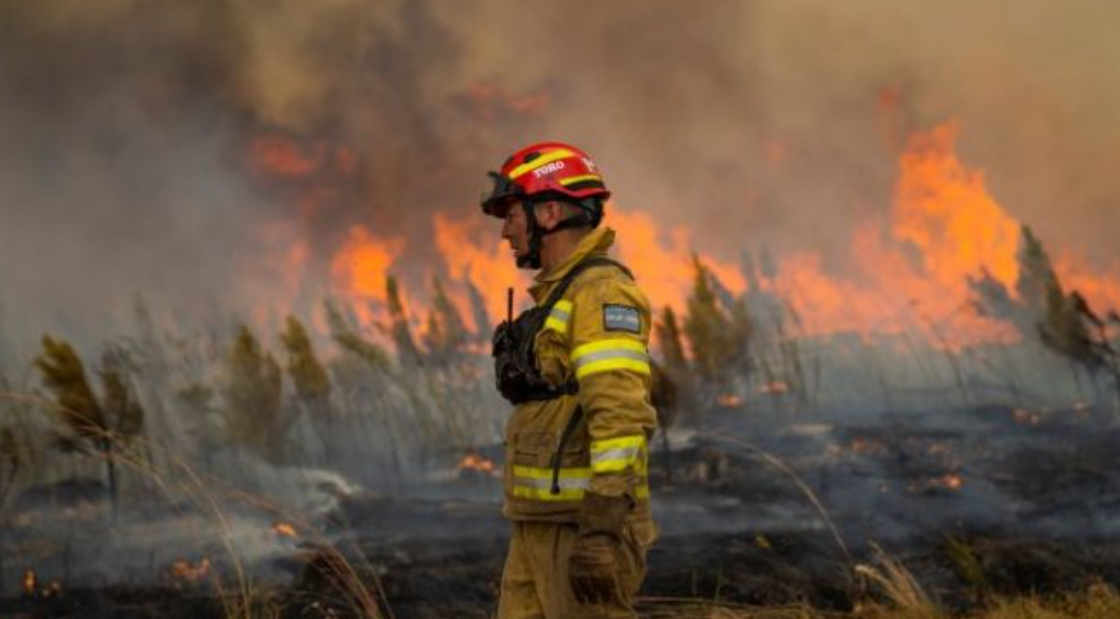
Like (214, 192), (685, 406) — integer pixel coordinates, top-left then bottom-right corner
(591, 435), (646, 473)
(571, 338), (651, 379)
(513, 465), (589, 501)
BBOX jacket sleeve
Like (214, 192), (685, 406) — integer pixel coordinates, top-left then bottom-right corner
(566, 275), (658, 501)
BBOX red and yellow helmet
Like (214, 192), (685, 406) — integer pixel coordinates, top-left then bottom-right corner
(481, 141), (610, 218)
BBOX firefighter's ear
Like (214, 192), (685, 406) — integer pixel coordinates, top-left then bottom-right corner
(533, 201), (562, 230)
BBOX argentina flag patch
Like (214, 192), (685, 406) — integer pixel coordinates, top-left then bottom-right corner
(602, 304), (641, 334)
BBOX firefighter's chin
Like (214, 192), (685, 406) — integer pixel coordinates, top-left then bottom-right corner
(515, 250), (535, 270)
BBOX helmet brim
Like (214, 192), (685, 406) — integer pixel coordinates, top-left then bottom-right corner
(480, 171), (522, 218)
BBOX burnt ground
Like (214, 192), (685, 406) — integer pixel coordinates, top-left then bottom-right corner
(3, 403), (1120, 618)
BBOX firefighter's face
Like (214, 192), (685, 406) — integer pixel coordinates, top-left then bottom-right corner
(501, 202), (531, 261)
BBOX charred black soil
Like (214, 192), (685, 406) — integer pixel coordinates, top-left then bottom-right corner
(4, 405), (1120, 618)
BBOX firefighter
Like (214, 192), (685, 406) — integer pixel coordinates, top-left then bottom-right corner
(481, 141), (658, 618)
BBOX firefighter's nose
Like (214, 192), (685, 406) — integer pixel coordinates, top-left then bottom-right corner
(502, 213), (518, 241)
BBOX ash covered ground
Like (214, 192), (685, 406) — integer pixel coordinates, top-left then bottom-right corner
(4, 400), (1120, 619)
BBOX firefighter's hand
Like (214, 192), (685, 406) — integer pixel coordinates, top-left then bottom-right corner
(568, 533), (621, 605)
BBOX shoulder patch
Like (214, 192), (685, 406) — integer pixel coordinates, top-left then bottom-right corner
(602, 304), (641, 334)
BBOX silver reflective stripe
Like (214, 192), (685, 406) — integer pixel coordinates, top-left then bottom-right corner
(572, 348), (648, 370)
(591, 446), (641, 466)
(550, 306), (570, 321)
(514, 476), (590, 490)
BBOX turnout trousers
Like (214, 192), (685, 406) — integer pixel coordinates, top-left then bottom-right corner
(497, 520), (650, 619)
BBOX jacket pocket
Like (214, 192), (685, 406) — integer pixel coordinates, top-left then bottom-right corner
(513, 430), (556, 468)
(513, 426), (589, 469)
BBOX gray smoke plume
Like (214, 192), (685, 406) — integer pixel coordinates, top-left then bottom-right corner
(0, 0), (1117, 351)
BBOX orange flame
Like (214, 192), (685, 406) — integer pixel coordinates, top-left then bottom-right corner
(932, 473), (964, 491)
(433, 212), (527, 325)
(245, 118), (1119, 355)
(23, 568), (36, 595)
(1054, 255), (1120, 319)
(894, 121), (1020, 290)
(717, 393), (744, 407)
(606, 207), (746, 317)
(272, 521), (298, 538)
(171, 557), (211, 584)
(763, 121), (1024, 346)
(458, 451), (499, 477)
(331, 225), (405, 302)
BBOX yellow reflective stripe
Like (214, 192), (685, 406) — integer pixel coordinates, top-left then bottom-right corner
(507, 149), (576, 180)
(512, 464), (590, 501)
(591, 436), (645, 473)
(592, 459), (633, 473)
(571, 338), (646, 360)
(512, 465), (591, 479)
(585, 459), (650, 475)
(576, 357), (651, 379)
(592, 451), (642, 472)
(559, 174), (602, 186)
(513, 486), (585, 501)
(543, 299), (572, 334)
(636, 484), (650, 499)
(591, 435), (645, 453)
(544, 316), (566, 333)
(572, 339), (650, 379)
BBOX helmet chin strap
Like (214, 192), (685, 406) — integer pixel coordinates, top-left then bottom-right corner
(516, 200), (601, 270)
(517, 201), (544, 270)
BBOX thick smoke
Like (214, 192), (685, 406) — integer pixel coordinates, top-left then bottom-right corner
(0, 0), (1117, 351)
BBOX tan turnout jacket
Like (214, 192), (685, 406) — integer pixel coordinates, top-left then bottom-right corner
(501, 226), (657, 531)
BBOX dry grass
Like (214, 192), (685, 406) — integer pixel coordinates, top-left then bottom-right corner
(107, 433), (390, 619)
(853, 543), (939, 619)
(639, 583), (1120, 619)
(636, 554), (1120, 619)
(980, 582), (1120, 619)
(0, 403), (391, 619)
